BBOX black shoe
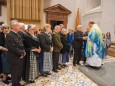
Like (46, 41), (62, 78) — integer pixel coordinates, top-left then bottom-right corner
(6, 77), (11, 80)
(52, 70), (58, 73)
(61, 65), (65, 68)
(46, 72), (51, 75)
(77, 63), (81, 65)
(20, 85), (25, 86)
(17, 83), (24, 86)
(41, 73), (47, 77)
(63, 64), (68, 67)
(35, 75), (40, 79)
(73, 64), (76, 66)
(83, 62), (86, 65)
(57, 67), (61, 70)
(0, 75), (3, 78)
(28, 81), (35, 83)
(3, 80), (10, 85)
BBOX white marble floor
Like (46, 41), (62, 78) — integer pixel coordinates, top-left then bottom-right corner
(1, 56), (115, 86)
(25, 58), (98, 86)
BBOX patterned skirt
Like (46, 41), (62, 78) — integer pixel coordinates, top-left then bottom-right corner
(29, 51), (38, 81)
(43, 52), (52, 71)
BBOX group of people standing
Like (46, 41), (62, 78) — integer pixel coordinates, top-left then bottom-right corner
(0, 20), (109, 86)
(0, 20), (74, 86)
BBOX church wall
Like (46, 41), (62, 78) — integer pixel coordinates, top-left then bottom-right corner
(100, 0), (115, 41)
(81, 0), (115, 41)
(0, 5), (7, 24)
(82, 12), (102, 30)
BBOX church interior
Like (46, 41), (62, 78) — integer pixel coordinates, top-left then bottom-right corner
(0, 0), (115, 86)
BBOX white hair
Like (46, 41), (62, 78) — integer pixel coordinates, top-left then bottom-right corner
(1, 24), (9, 30)
(10, 20), (18, 26)
(61, 29), (67, 35)
(19, 23), (25, 28)
(54, 25), (60, 30)
(27, 24), (36, 30)
(77, 25), (82, 28)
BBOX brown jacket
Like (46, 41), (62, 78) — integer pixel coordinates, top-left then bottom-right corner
(52, 31), (63, 52)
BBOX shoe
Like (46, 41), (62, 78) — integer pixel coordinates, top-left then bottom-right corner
(20, 85), (25, 86)
(61, 65), (65, 68)
(46, 72), (51, 75)
(57, 67), (61, 70)
(35, 75), (40, 79)
(73, 64), (76, 67)
(3, 80), (10, 85)
(77, 63), (81, 65)
(0, 75), (3, 78)
(41, 73), (47, 77)
(52, 70), (58, 73)
(63, 64), (68, 67)
(28, 81), (35, 83)
(7, 77), (11, 80)
(83, 62), (86, 65)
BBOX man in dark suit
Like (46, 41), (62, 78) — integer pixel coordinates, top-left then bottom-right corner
(6, 20), (25, 86)
(18, 23), (27, 81)
(73, 25), (86, 66)
(52, 25), (63, 72)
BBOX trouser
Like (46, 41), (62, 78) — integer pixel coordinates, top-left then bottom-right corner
(0, 53), (2, 74)
(69, 44), (73, 57)
(22, 57), (26, 80)
(83, 48), (86, 62)
(62, 52), (67, 64)
(52, 52), (60, 70)
(10, 59), (23, 86)
(58, 54), (62, 64)
(73, 48), (82, 64)
(39, 52), (44, 74)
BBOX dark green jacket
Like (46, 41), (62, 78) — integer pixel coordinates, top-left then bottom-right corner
(52, 31), (63, 52)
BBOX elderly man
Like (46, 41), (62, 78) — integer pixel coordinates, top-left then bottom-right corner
(73, 25), (86, 66)
(52, 25), (63, 72)
(18, 23), (27, 81)
(18, 23), (26, 40)
(6, 20), (25, 86)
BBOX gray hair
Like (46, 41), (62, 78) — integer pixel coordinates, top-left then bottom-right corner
(27, 24), (36, 30)
(54, 25), (60, 30)
(61, 29), (67, 35)
(77, 25), (82, 28)
(44, 24), (51, 31)
(1, 24), (9, 30)
(10, 20), (18, 26)
(19, 23), (25, 28)
(60, 24), (64, 27)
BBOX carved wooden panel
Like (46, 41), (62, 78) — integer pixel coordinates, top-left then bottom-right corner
(44, 4), (71, 28)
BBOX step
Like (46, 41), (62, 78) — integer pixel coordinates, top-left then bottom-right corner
(107, 47), (115, 57)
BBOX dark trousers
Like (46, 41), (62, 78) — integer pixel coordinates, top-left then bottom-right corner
(62, 52), (67, 64)
(10, 59), (23, 86)
(73, 48), (82, 64)
(22, 57), (26, 81)
(52, 52), (59, 70)
(0, 53), (2, 74)
(83, 48), (86, 62)
(39, 52), (44, 74)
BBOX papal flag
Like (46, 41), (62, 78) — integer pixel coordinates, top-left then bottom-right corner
(75, 8), (81, 29)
